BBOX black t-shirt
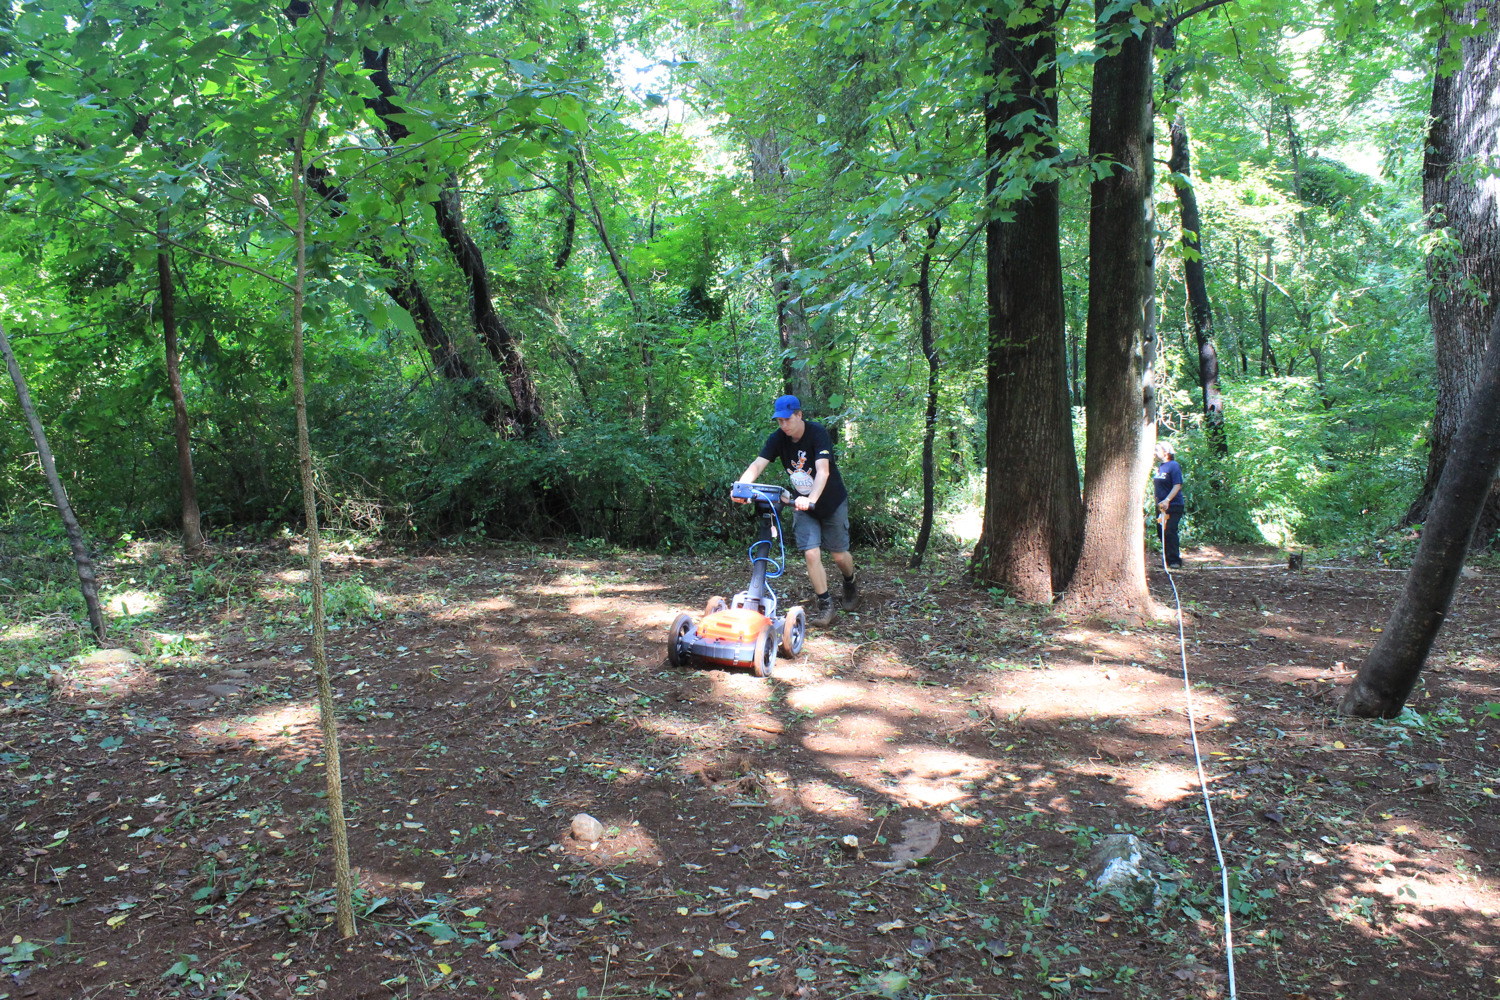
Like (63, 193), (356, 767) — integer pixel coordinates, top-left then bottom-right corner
(759, 421), (847, 517)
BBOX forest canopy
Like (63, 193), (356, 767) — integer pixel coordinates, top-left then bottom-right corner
(0, 0), (1473, 570)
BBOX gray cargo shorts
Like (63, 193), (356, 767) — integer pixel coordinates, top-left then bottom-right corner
(793, 500), (850, 554)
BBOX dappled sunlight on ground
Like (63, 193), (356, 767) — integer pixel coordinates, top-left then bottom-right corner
(976, 660), (1236, 724)
(207, 699), (321, 752)
(1119, 763), (1203, 808)
(104, 588), (162, 617)
(862, 745), (997, 809)
(8, 539), (1500, 1000)
(554, 810), (671, 868)
(48, 647), (159, 705)
(792, 778), (870, 821)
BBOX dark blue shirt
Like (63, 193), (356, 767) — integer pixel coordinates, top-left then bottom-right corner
(1154, 460), (1184, 510)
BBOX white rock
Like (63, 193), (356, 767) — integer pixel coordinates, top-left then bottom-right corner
(1089, 833), (1174, 905)
(571, 813), (606, 842)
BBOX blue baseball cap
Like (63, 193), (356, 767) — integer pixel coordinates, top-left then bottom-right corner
(772, 394), (801, 419)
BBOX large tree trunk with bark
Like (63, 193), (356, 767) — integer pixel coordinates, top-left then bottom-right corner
(361, 43), (546, 437)
(1406, 0), (1500, 542)
(157, 219), (205, 557)
(0, 320), (107, 641)
(971, 3), (1084, 603)
(1342, 310), (1500, 717)
(1062, 0), (1158, 622)
(911, 219), (941, 569)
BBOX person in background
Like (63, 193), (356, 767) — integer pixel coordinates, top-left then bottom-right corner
(737, 395), (859, 625)
(1154, 440), (1185, 569)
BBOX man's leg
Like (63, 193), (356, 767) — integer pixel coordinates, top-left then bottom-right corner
(824, 502), (860, 610)
(795, 510), (836, 625)
(1165, 511), (1183, 567)
(804, 546), (829, 595)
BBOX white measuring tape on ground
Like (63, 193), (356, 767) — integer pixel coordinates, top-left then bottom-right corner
(1184, 563), (1407, 572)
(1159, 517), (1238, 999)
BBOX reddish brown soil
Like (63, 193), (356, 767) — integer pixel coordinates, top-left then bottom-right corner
(2, 538), (1498, 1000)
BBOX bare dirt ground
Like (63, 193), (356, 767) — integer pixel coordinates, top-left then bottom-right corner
(3, 535), (1499, 1000)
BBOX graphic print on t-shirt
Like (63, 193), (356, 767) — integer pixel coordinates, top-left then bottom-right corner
(759, 421), (847, 516)
(789, 450), (815, 495)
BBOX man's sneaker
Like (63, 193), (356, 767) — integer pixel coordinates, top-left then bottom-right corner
(840, 575), (861, 611)
(808, 594), (836, 626)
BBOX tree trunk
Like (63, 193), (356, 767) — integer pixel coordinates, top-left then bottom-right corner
(157, 216), (206, 557)
(361, 43), (546, 437)
(971, 3), (1083, 603)
(1061, 0), (1158, 623)
(1158, 26), (1225, 454)
(772, 244), (816, 403)
(431, 182), (547, 436)
(911, 219), (942, 569)
(554, 159), (577, 271)
(1406, 0), (1500, 540)
(1341, 310), (1500, 717)
(745, 123), (816, 404)
(1166, 114), (1226, 453)
(0, 320), (107, 641)
(732, 0), (816, 408)
(1258, 244), (1279, 376)
(1310, 342), (1331, 409)
(380, 254), (511, 428)
(302, 167), (511, 431)
(289, 2), (355, 937)
(574, 149), (654, 427)
(947, 421), (963, 483)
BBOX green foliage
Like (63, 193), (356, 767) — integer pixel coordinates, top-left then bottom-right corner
(0, 0), (1461, 559)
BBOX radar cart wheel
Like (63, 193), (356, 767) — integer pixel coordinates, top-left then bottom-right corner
(780, 605), (806, 658)
(751, 624), (775, 678)
(666, 613), (694, 668)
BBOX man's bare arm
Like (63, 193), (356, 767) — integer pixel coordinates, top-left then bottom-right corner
(739, 456), (771, 483)
(796, 458), (831, 511)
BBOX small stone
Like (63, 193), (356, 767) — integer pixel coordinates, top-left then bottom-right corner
(840, 835), (859, 851)
(205, 684), (241, 698)
(571, 813), (606, 842)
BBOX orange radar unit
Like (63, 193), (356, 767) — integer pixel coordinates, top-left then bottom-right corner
(665, 482), (806, 677)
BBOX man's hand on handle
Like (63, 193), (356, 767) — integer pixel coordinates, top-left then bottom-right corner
(794, 496), (812, 511)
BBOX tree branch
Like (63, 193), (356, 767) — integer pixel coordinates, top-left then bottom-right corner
(1163, 0), (1234, 30)
(78, 193), (295, 292)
